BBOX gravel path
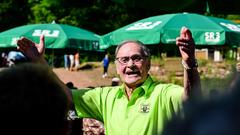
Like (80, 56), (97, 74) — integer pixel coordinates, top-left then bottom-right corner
(53, 64), (117, 89)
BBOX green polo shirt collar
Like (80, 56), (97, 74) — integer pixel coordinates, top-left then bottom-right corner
(119, 75), (155, 94)
(117, 76), (157, 104)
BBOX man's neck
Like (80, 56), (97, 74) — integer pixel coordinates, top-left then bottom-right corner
(124, 79), (147, 100)
(124, 85), (136, 100)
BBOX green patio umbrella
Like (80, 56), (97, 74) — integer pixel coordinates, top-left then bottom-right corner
(100, 13), (240, 49)
(0, 23), (100, 51)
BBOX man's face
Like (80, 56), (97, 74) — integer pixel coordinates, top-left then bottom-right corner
(115, 43), (150, 88)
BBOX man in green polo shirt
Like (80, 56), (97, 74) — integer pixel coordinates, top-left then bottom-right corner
(17, 26), (201, 135)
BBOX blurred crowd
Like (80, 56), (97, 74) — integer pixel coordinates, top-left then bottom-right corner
(64, 52), (80, 72)
(0, 51), (27, 68)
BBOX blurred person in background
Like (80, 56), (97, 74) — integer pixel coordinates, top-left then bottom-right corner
(64, 54), (70, 71)
(74, 51), (80, 71)
(7, 51), (27, 66)
(102, 54), (110, 78)
(0, 52), (8, 67)
(69, 54), (74, 71)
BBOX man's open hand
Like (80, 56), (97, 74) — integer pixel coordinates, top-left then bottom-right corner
(17, 35), (45, 62)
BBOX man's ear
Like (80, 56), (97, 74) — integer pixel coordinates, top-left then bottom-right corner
(115, 61), (120, 75)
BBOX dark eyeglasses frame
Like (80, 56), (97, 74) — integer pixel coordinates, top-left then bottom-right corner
(115, 54), (148, 65)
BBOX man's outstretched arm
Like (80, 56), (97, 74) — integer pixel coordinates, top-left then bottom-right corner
(176, 27), (202, 101)
(17, 35), (47, 64)
(17, 35), (73, 105)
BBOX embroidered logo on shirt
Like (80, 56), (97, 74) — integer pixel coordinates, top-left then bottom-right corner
(139, 103), (150, 113)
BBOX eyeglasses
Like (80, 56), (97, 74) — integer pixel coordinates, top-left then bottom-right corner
(115, 54), (147, 65)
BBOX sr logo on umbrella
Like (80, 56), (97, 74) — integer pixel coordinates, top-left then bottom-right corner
(100, 13), (240, 49)
(0, 23), (100, 51)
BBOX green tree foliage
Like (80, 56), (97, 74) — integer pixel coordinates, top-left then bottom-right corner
(0, 0), (30, 32)
(25, 0), (163, 35)
(226, 15), (240, 21)
(29, 0), (57, 23)
(28, 0), (135, 35)
(1, 0), (240, 35)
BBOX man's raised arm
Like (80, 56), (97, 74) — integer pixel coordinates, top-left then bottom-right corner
(176, 27), (202, 101)
(17, 35), (47, 64)
(17, 35), (73, 105)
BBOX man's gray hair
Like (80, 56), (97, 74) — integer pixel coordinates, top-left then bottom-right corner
(115, 40), (151, 58)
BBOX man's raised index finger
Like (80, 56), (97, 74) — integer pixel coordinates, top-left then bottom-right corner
(180, 26), (187, 38)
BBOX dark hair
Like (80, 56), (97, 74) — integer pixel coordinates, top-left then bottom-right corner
(0, 63), (69, 135)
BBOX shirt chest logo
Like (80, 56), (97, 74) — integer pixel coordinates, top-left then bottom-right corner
(139, 103), (150, 113)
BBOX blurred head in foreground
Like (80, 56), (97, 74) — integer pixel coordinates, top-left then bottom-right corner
(0, 63), (70, 135)
(162, 76), (240, 135)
